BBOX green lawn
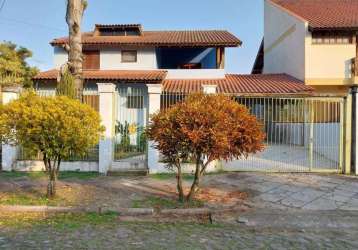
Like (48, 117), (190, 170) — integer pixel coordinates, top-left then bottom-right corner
(0, 193), (66, 206)
(0, 212), (119, 229)
(0, 171), (100, 180)
(150, 173), (195, 181)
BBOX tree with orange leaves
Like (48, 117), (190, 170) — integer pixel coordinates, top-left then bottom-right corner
(147, 93), (265, 202)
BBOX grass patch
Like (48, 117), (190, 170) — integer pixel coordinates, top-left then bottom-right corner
(0, 193), (67, 206)
(0, 212), (119, 229)
(0, 171), (100, 180)
(132, 196), (204, 209)
(0, 171), (46, 180)
(150, 173), (195, 181)
(58, 171), (100, 180)
(48, 212), (119, 230)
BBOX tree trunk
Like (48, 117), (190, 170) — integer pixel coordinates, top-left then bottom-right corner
(47, 170), (57, 198)
(43, 157), (60, 198)
(186, 156), (202, 201)
(66, 0), (86, 99)
(176, 164), (184, 202)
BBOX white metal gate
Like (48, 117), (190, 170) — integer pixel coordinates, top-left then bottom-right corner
(161, 93), (347, 173)
(224, 97), (345, 173)
(113, 85), (148, 170)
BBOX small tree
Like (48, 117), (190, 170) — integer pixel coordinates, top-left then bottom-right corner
(56, 67), (76, 99)
(147, 93), (265, 202)
(0, 91), (104, 197)
(0, 42), (39, 90)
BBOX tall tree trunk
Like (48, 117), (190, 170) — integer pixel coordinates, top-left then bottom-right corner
(176, 164), (184, 202)
(66, 0), (86, 99)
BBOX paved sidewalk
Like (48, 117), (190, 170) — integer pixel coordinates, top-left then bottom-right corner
(204, 173), (358, 211)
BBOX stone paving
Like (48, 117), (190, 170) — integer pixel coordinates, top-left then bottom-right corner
(1, 222), (358, 249)
(203, 173), (358, 211)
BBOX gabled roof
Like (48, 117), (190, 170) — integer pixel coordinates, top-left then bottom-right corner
(51, 28), (242, 47)
(34, 69), (167, 82)
(163, 74), (313, 95)
(269, 0), (358, 31)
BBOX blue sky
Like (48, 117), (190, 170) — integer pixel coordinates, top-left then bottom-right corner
(0, 0), (263, 74)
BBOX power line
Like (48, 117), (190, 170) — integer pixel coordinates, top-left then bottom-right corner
(0, 17), (66, 32)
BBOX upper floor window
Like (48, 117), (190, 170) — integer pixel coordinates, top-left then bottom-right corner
(312, 32), (354, 45)
(83, 50), (100, 70)
(121, 50), (137, 63)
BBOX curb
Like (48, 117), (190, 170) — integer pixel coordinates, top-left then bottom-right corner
(0, 205), (242, 217)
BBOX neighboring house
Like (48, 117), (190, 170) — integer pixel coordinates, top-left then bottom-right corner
(252, 0), (358, 95)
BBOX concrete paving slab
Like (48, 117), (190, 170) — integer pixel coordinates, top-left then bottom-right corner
(280, 197), (307, 208)
(323, 193), (353, 203)
(290, 190), (326, 203)
(302, 198), (343, 210)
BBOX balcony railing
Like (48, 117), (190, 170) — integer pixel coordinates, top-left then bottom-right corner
(352, 58), (357, 77)
(166, 69), (226, 79)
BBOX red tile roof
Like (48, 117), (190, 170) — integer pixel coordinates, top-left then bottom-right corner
(51, 30), (242, 47)
(34, 69), (167, 82)
(34, 70), (313, 95)
(270, 0), (358, 30)
(163, 74), (313, 95)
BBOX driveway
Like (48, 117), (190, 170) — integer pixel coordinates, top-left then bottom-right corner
(203, 172), (358, 211)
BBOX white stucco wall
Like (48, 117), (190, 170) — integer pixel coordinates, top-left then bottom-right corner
(54, 47), (68, 69)
(15, 161), (99, 172)
(263, 0), (307, 81)
(100, 48), (158, 70)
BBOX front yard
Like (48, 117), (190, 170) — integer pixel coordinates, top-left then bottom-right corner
(0, 171), (248, 210)
(1, 171), (358, 249)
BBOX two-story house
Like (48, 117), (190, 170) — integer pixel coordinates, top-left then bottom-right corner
(3, 23), (313, 174)
(252, 0), (358, 95)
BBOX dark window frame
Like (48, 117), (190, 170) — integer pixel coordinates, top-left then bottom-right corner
(121, 50), (138, 63)
(312, 32), (354, 45)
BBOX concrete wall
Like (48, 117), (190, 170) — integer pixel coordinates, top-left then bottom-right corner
(54, 47), (68, 69)
(15, 161), (99, 172)
(263, 0), (307, 81)
(100, 48), (158, 70)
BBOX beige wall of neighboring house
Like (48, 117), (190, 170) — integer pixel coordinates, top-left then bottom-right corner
(264, 0), (356, 95)
(305, 43), (356, 85)
(263, 0), (307, 81)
